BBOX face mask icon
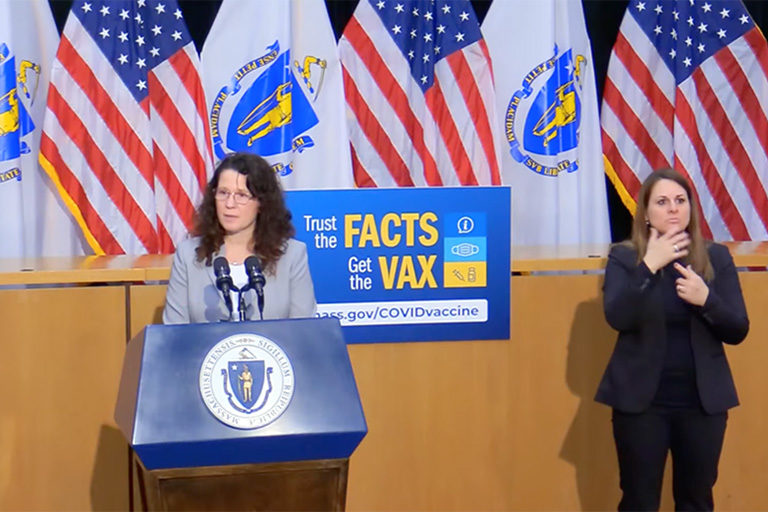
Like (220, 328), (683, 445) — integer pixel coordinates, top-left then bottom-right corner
(451, 243), (480, 257)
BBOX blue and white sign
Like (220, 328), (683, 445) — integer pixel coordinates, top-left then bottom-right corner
(286, 187), (511, 344)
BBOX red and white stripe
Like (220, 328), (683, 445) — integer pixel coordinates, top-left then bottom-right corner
(339, 0), (500, 188)
(40, 14), (212, 255)
(602, 13), (768, 241)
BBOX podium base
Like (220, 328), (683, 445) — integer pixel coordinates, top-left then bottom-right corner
(133, 454), (349, 511)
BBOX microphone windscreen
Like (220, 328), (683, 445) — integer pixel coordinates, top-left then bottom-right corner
(213, 256), (230, 277)
(244, 255), (262, 275)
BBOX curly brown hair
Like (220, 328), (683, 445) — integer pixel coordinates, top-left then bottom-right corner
(193, 152), (295, 273)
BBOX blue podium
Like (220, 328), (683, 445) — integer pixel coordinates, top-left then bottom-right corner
(115, 318), (367, 511)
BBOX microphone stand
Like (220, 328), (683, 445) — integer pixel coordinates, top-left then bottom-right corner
(254, 286), (264, 321)
(236, 284), (263, 321)
(238, 290), (247, 321)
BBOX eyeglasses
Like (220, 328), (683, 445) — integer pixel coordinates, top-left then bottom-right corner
(215, 189), (254, 205)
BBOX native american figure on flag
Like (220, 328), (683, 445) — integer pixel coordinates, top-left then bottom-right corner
(0, 43), (36, 159)
(483, 0), (609, 246)
(531, 54), (585, 148)
(0, 60), (40, 137)
(0, 88), (19, 136)
(202, 0), (354, 189)
(1, 0), (85, 259)
(237, 82), (293, 146)
(208, 46), (319, 169)
(504, 47), (586, 177)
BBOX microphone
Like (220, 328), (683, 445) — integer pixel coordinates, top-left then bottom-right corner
(244, 255), (266, 320)
(213, 256), (235, 321)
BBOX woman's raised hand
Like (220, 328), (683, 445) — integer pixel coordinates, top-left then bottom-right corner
(673, 262), (709, 306)
(643, 227), (690, 273)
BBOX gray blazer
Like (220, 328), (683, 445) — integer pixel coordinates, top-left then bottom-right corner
(162, 237), (317, 324)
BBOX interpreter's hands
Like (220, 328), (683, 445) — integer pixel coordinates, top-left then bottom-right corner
(673, 262), (709, 306)
(643, 227), (690, 273)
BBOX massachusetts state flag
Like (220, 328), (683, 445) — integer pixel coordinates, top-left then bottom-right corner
(602, 0), (768, 240)
(201, 0), (354, 189)
(40, 0), (213, 255)
(339, 0), (501, 187)
(483, 0), (610, 246)
(0, 0), (83, 257)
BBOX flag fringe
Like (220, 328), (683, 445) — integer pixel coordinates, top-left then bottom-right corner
(39, 153), (104, 255)
(603, 154), (636, 216)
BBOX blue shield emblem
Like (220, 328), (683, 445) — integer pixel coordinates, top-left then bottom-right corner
(0, 43), (34, 162)
(227, 50), (318, 157)
(523, 49), (582, 156)
(228, 360), (265, 410)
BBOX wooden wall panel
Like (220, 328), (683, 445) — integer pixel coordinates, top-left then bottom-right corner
(3, 272), (767, 510)
(0, 286), (129, 511)
(344, 274), (768, 510)
(128, 284), (166, 339)
(344, 275), (619, 510)
(710, 273), (768, 509)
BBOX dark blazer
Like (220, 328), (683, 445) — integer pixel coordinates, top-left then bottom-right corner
(595, 242), (749, 414)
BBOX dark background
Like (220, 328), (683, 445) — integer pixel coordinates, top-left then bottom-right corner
(46, 0), (768, 242)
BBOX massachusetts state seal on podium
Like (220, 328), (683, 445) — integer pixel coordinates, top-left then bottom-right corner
(199, 333), (295, 429)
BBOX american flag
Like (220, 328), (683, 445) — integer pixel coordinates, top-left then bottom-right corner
(602, 0), (768, 240)
(39, 0), (213, 254)
(339, 0), (500, 187)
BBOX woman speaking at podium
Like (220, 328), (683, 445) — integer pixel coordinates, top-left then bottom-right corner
(162, 152), (316, 324)
(596, 169), (749, 510)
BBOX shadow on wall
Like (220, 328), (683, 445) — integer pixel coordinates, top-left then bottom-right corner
(559, 278), (620, 510)
(150, 304), (163, 325)
(91, 424), (130, 511)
